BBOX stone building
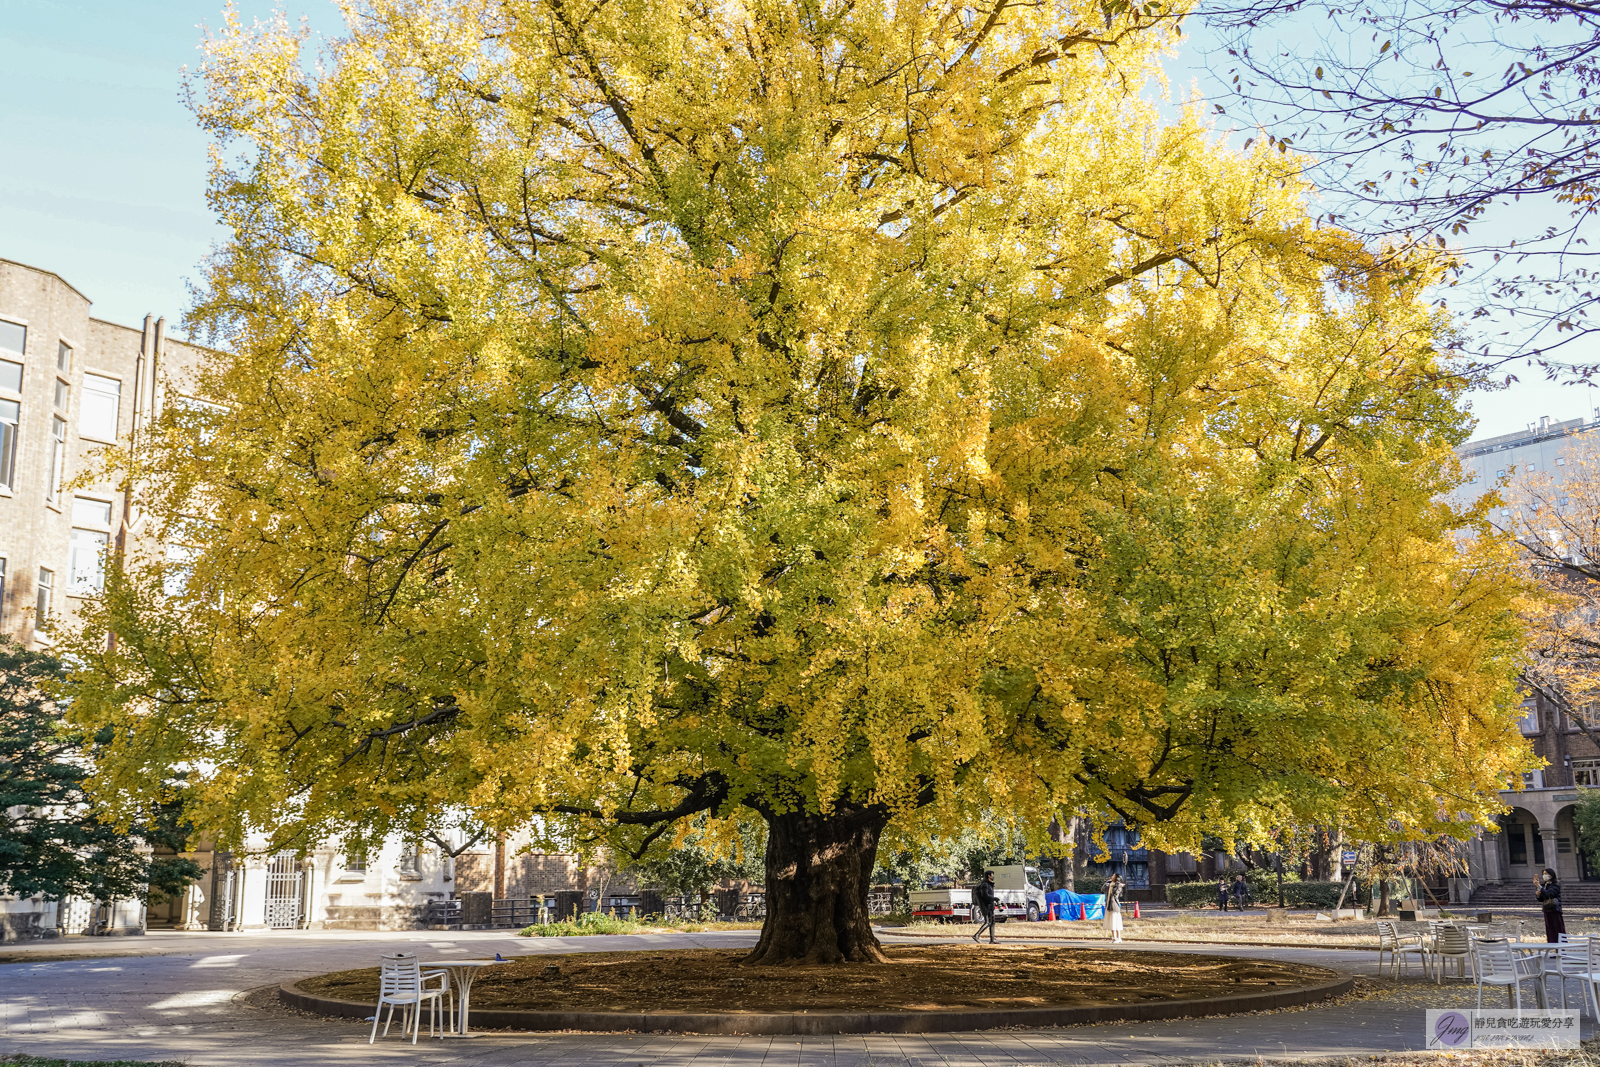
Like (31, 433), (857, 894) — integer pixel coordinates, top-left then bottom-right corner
(0, 258), (213, 939)
(0, 257), (619, 936)
(143, 838), (457, 932)
(0, 257), (211, 650)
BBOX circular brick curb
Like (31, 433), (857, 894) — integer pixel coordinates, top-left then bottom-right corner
(883, 927), (1381, 951)
(278, 966), (1354, 1035)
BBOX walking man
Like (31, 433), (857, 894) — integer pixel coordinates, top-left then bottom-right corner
(972, 870), (998, 944)
(1231, 873), (1250, 912)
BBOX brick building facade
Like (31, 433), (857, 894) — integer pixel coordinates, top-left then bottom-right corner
(0, 258), (210, 650)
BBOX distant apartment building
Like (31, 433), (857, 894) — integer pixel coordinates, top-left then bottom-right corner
(0, 257), (212, 650)
(1442, 414), (1600, 521)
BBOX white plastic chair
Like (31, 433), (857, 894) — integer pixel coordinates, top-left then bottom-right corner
(1554, 934), (1600, 1017)
(1432, 925), (1471, 983)
(1377, 919), (1429, 977)
(369, 953), (452, 1044)
(1472, 939), (1542, 1012)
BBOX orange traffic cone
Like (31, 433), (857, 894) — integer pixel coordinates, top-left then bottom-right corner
(1133, 901), (1141, 919)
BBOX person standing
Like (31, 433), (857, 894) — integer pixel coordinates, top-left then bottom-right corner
(972, 870), (998, 944)
(1537, 867), (1566, 942)
(1104, 873), (1125, 943)
(1231, 873), (1250, 911)
(1216, 877), (1231, 912)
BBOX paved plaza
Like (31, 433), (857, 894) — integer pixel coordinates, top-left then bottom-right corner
(0, 925), (1581, 1066)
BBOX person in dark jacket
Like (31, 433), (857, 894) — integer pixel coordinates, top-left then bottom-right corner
(1231, 874), (1250, 911)
(972, 870), (998, 944)
(1217, 878), (1231, 912)
(1537, 867), (1566, 942)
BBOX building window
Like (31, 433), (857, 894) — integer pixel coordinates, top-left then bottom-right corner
(1509, 823), (1529, 866)
(0, 557), (7, 626)
(0, 399), (17, 490)
(80, 374), (121, 442)
(399, 844), (420, 875)
(68, 498), (114, 597)
(47, 417), (67, 503)
(35, 568), (54, 631)
(57, 341), (71, 373)
(0, 320), (24, 357)
(0, 359), (20, 394)
(1574, 759), (1600, 787)
(1518, 705), (1540, 736)
(54, 378), (68, 409)
(342, 851), (367, 876)
(1558, 457), (1568, 466)
(69, 529), (109, 595)
(72, 497), (113, 527)
(163, 543), (196, 599)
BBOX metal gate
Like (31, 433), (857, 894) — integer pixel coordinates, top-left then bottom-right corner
(265, 852), (302, 929)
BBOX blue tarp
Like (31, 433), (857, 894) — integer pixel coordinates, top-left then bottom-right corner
(1044, 889), (1105, 920)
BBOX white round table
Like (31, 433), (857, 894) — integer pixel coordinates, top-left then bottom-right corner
(421, 959), (506, 1036)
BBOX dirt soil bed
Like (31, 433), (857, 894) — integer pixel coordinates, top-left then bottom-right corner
(298, 945), (1339, 1014)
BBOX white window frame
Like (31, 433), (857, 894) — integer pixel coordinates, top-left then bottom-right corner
(0, 399), (17, 492)
(339, 850), (369, 881)
(46, 416), (67, 504)
(56, 340), (71, 373)
(0, 318), (26, 358)
(68, 528), (109, 596)
(68, 497), (114, 597)
(79, 374), (122, 444)
(35, 567), (54, 633)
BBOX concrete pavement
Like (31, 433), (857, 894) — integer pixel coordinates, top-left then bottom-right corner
(0, 926), (1573, 1066)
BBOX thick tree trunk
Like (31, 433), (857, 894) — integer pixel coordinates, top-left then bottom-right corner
(744, 804), (891, 965)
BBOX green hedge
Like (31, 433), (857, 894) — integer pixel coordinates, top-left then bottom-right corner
(1164, 879), (1345, 908)
(1281, 881), (1345, 907)
(1166, 882), (1219, 907)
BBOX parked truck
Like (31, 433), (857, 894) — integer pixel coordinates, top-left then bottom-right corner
(909, 864), (1051, 923)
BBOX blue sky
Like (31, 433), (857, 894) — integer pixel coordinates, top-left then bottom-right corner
(2, 0), (1590, 440)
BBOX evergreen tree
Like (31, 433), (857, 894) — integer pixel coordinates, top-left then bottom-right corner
(0, 641), (200, 905)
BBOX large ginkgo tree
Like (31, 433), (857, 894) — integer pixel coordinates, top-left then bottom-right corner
(67, 0), (1534, 963)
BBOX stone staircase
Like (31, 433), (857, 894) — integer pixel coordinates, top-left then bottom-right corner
(1469, 881), (1600, 907)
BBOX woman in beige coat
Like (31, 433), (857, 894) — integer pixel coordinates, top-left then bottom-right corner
(1103, 874), (1125, 943)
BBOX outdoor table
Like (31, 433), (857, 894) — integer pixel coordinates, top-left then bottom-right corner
(420, 959), (506, 1036)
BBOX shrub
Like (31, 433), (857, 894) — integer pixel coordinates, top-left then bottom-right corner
(1281, 881), (1345, 908)
(521, 912), (653, 936)
(1244, 867), (1302, 900)
(1165, 882), (1218, 907)
(1163, 878), (1342, 908)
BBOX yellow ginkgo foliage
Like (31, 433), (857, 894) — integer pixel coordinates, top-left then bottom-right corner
(66, 0), (1533, 964)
